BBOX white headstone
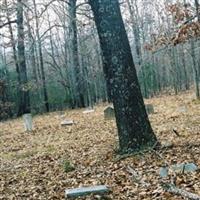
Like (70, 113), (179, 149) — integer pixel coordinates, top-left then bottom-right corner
(23, 113), (33, 132)
(159, 167), (169, 178)
(61, 120), (74, 126)
(83, 109), (95, 114)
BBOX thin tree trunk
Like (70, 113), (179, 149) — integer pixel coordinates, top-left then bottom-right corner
(181, 44), (189, 90)
(126, 0), (142, 66)
(17, 0), (31, 115)
(68, 0), (85, 108)
(190, 39), (200, 99)
(33, 0), (49, 112)
(195, 0), (200, 22)
(26, 12), (38, 83)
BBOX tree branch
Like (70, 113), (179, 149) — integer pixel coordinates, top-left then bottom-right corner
(0, 20), (17, 29)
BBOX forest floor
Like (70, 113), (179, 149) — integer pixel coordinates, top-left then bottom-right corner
(1, 90), (200, 200)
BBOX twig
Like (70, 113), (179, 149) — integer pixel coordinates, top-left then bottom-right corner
(172, 129), (180, 137)
(0, 20), (17, 29)
(162, 183), (200, 200)
(126, 166), (150, 187)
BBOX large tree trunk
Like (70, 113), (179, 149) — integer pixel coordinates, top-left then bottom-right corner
(89, 0), (157, 153)
(17, 0), (31, 115)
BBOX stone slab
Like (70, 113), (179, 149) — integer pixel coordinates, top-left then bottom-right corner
(171, 163), (198, 173)
(159, 163), (198, 178)
(65, 185), (109, 198)
(83, 109), (95, 114)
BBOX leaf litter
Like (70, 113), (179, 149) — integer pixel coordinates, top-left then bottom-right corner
(0, 91), (200, 199)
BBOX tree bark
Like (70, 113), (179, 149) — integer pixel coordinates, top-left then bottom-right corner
(190, 39), (200, 99)
(17, 0), (31, 115)
(181, 44), (190, 90)
(4, 0), (22, 113)
(26, 12), (38, 83)
(89, 0), (157, 153)
(195, 0), (200, 22)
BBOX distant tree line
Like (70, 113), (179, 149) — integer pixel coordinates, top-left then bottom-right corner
(0, 0), (200, 121)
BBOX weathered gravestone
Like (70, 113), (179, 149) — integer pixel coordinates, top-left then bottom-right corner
(65, 185), (109, 198)
(171, 163), (198, 173)
(104, 106), (115, 120)
(104, 105), (154, 119)
(145, 104), (154, 114)
(83, 108), (95, 114)
(61, 120), (74, 126)
(23, 113), (33, 132)
(159, 163), (198, 178)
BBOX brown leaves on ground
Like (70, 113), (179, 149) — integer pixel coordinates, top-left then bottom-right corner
(0, 91), (200, 200)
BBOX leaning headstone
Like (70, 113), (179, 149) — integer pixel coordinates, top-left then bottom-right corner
(171, 163), (198, 173)
(61, 120), (74, 126)
(83, 109), (95, 114)
(145, 104), (154, 114)
(104, 106), (115, 120)
(65, 185), (109, 198)
(23, 113), (33, 132)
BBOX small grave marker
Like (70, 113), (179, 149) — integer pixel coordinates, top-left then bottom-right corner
(171, 163), (198, 173)
(104, 106), (115, 120)
(61, 120), (74, 126)
(177, 106), (187, 113)
(65, 185), (109, 198)
(159, 167), (169, 178)
(83, 109), (95, 114)
(145, 104), (154, 114)
(159, 163), (198, 178)
(23, 113), (33, 132)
